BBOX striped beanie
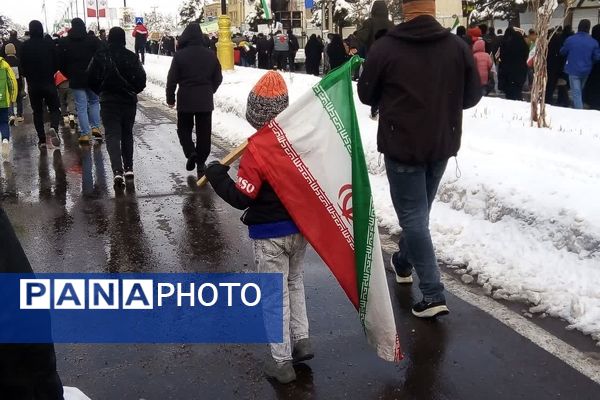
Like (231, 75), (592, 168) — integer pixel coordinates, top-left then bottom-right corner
(246, 71), (289, 130)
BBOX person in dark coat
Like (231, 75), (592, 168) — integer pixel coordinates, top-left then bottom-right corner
(456, 26), (473, 47)
(132, 21), (149, 64)
(19, 20), (61, 148)
(354, 0), (395, 55)
(498, 27), (529, 100)
(0, 207), (64, 399)
(88, 27), (147, 187)
(358, 0), (481, 318)
(166, 23), (223, 178)
(304, 34), (323, 76)
(326, 34), (349, 70)
(287, 29), (300, 72)
(584, 24), (600, 110)
(1, 30), (22, 58)
(58, 18), (102, 144)
(546, 27), (568, 105)
(256, 33), (272, 69)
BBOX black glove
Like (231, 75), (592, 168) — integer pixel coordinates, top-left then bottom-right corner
(204, 161), (230, 181)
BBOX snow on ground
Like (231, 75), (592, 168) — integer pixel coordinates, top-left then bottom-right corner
(143, 55), (600, 343)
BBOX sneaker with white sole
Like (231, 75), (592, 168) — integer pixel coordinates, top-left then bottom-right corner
(63, 116), (70, 126)
(16, 116), (24, 123)
(8, 116), (16, 126)
(114, 173), (125, 187)
(124, 169), (134, 179)
(1, 139), (9, 158)
(390, 253), (413, 284)
(412, 300), (449, 318)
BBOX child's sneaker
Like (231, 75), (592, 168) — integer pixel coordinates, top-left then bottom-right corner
(264, 360), (296, 384)
(292, 338), (314, 364)
(2, 139), (9, 158)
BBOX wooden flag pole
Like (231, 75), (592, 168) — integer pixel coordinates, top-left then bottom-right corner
(197, 140), (249, 188)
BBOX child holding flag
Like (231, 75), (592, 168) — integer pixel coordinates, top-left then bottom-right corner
(204, 71), (313, 384)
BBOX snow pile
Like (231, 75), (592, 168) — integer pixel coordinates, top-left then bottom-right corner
(142, 55), (600, 343)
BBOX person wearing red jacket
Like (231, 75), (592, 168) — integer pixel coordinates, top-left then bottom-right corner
(132, 22), (149, 65)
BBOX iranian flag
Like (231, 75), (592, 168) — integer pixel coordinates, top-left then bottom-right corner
(248, 57), (402, 362)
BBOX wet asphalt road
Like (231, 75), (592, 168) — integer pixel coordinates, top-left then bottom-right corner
(1, 99), (600, 400)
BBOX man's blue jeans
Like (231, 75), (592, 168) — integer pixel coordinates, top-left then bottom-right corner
(72, 89), (100, 136)
(569, 75), (588, 110)
(385, 156), (447, 303)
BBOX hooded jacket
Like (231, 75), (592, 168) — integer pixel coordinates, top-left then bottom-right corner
(358, 15), (482, 164)
(58, 18), (101, 89)
(355, 0), (395, 54)
(88, 27), (147, 105)
(0, 57), (18, 108)
(473, 39), (493, 85)
(166, 24), (222, 113)
(497, 28), (529, 89)
(20, 20), (59, 87)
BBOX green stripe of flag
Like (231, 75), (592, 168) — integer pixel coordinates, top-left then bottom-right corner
(261, 0), (271, 20)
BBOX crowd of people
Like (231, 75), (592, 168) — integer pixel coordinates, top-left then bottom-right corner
(456, 20), (600, 109)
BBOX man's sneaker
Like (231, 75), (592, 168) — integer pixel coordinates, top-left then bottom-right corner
(114, 173), (125, 187)
(186, 154), (197, 171)
(292, 338), (314, 364)
(390, 253), (413, 284)
(48, 128), (60, 147)
(8, 116), (16, 126)
(2, 139), (9, 158)
(79, 134), (91, 144)
(69, 115), (76, 129)
(124, 169), (134, 180)
(92, 127), (103, 141)
(264, 360), (296, 384)
(62, 116), (70, 126)
(16, 116), (24, 123)
(412, 300), (450, 318)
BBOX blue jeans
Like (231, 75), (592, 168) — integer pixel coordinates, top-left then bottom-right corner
(0, 108), (9, 140)
(569, 75), (588, 110)
(72, 88), (100, 136)
(385, 156), (448, 303)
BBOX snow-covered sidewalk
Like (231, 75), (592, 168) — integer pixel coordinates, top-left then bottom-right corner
(142, 55), (600, 343)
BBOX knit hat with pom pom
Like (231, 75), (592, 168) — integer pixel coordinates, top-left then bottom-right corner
(246, 71), (289, 130)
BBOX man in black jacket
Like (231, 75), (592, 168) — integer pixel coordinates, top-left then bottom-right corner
(166, 23), (222, 178)
(58, 18), (102, 144)
(0, 207), (64, 399)
(1, 31), (22, 58)
(88, 27), (147, 187)
(358, 0), (481, 318)
(19, 20), (61, 149)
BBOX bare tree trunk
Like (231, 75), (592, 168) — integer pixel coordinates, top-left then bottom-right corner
(530, 0), (556, 128)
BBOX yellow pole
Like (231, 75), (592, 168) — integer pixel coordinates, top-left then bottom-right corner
(217, 15), (234, 70)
